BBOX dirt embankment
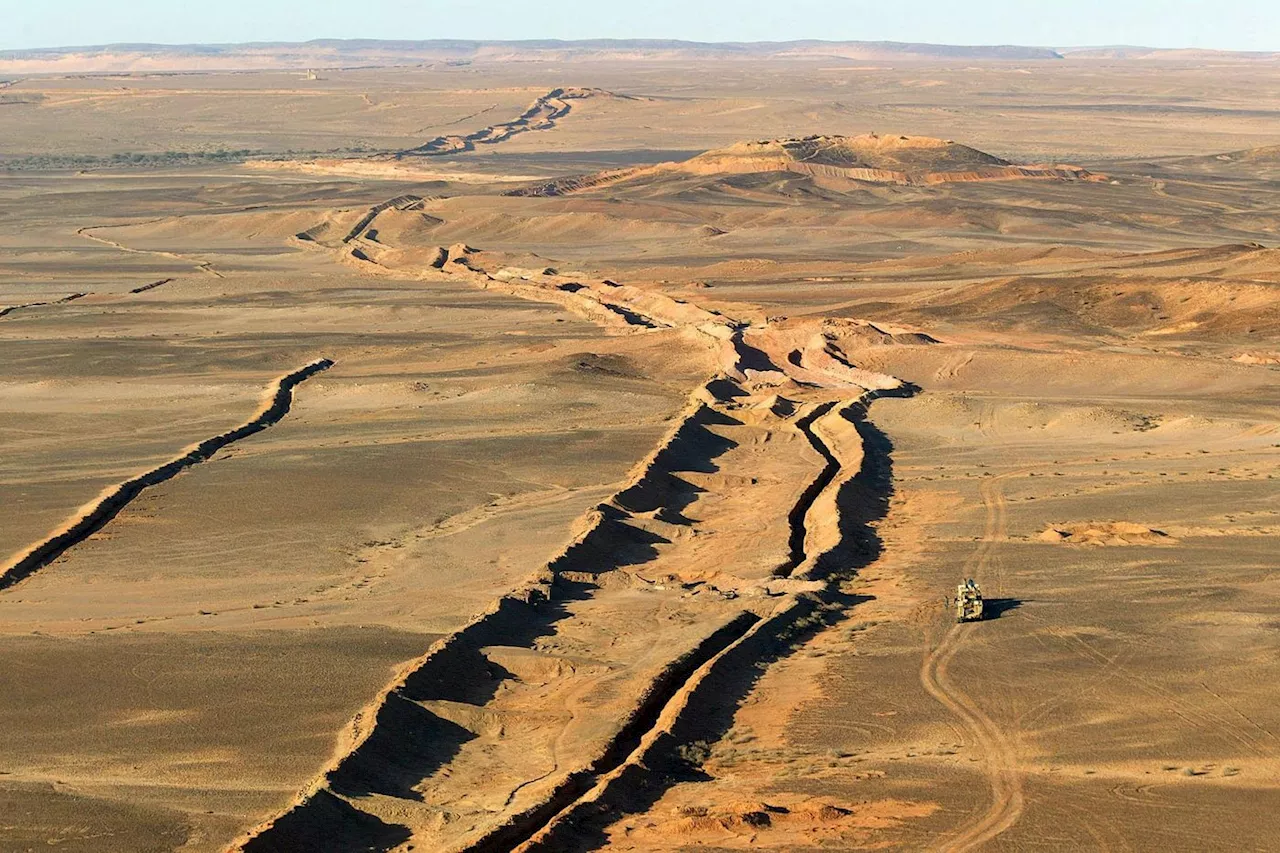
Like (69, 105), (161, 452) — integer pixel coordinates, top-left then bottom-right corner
(398, 87), (622, 157)
(504, 168), (644, 198)
(0, 358), (333, 592)
(127, 277), (173, 294)
(234, 388), (762, 852)
(233, 208), (928, 853)
(512, 595), (815, 852)
(335, 195), (427, 242)
(0, 292), (87, 318)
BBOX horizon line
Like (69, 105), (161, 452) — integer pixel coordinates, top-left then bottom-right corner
(2, 36), (1275, 56)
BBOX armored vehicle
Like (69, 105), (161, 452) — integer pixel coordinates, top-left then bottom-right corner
(955, 578), (984, 623)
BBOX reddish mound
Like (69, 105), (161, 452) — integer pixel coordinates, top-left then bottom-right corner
(514, 134), (1100, 197)
(668, 134), (1100, 185)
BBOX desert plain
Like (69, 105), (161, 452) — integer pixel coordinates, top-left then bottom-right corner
(1, 40), (1278, 852)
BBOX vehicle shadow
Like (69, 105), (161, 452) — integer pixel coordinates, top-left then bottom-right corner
(984, 597), (1024, 619)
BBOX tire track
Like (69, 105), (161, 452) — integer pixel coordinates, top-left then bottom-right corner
(77, 224), (221, 276)
(920, 472), (1025, 852)
(410, 103), (499, 135)
(0, 358), (333, 592)
(934, 350), (975, 381)
(1045, 626), (1272, 757)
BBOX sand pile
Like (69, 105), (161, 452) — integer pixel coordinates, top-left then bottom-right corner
(1039, 521), (1176, 546)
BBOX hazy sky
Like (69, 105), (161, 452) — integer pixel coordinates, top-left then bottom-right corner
(3, 0), (1277, 52)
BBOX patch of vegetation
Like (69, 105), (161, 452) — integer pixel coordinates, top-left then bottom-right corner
(676, 739), (713, 767)
(1, 146), (380, 172)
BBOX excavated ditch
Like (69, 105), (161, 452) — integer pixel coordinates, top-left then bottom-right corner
(233, 225), (910, 853)
(0, 358), (333, 591)
(0, 292), (86, 318)
(457, 612), (761, 853)
(399, 88), (606, 158)
(775, 401), (842, 577)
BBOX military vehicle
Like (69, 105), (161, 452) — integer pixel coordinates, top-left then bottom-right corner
(955, 578), (984, 623)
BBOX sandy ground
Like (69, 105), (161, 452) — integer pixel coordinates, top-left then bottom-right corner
(1, 54), (1278, 852)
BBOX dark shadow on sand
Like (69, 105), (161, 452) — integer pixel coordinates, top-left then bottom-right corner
(527, 391), (910, 851)
(983, 598), (1024, 619)
(249, 581), (599, 851)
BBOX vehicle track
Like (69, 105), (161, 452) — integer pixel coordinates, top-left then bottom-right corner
(0, 358), (333, 592)
(920, 473), (1025, 852)
(77, 223), (221, 276)
(934, 350), (975, 381)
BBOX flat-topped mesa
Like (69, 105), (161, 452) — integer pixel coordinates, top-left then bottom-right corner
(679, 133), (1102, 183)
(1208, 143), (1280, 164)
(509, 133), (1103, 198)
(1176, 143), (1280, 177)
(664, 133), (1101, 186)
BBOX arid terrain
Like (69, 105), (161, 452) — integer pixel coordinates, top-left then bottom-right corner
(1, 42), (1278, 852)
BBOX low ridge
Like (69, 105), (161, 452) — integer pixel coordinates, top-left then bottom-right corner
(510, 133), (1101, 197)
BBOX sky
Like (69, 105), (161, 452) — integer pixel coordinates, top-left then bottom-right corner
(2, 0), (1277, 52)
